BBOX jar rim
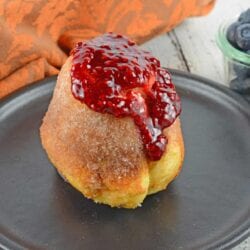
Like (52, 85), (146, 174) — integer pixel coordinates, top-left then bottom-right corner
(216, 20), (250, 65)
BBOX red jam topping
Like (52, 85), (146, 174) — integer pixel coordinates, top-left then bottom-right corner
(70, 33), (181, 161)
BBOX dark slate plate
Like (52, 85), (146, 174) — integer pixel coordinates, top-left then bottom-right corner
(0, 71), (249, 250)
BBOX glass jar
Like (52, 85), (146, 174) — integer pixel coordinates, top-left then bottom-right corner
(216, 19), (250, 93)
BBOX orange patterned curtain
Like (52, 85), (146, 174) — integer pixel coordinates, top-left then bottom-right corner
(0, 0), (215, 98)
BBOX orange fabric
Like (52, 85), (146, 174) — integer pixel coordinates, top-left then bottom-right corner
(0, 0), (215, 99)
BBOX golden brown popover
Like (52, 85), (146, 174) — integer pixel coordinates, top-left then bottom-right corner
(40, 34), (184, 208)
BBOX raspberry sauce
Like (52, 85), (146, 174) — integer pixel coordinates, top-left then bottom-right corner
(70, 33), (181, 161)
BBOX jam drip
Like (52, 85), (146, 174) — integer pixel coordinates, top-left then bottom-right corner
(71, 33), (181, 161)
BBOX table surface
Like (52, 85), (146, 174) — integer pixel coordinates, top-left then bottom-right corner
(142, 0), (250, 249)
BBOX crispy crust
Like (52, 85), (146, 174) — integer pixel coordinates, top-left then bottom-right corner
(40, 57), (184, 208)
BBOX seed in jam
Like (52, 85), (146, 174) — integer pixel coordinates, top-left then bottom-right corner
(70, 33), (181, 161)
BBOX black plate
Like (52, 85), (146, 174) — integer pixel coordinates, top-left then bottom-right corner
(0, 71), (249, 250)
